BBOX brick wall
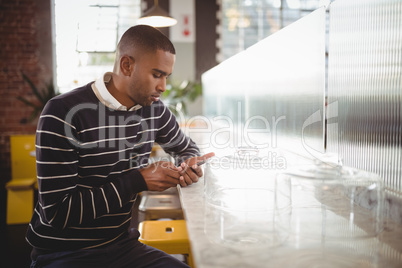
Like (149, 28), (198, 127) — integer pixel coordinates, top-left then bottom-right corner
(0, 0), (53, 183)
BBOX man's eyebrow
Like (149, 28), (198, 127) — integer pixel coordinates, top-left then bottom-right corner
(152, 68), (172, 77)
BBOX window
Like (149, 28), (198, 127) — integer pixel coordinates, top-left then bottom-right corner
(219, 0), (331, 61)
(54, 0), (141, 93)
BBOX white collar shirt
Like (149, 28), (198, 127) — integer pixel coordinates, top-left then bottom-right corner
(92, 72), (142, 111)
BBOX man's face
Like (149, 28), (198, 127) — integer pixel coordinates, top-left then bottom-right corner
(127, 49), (175, 107)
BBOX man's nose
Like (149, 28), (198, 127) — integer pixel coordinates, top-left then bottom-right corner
(157, 80), (167, 92)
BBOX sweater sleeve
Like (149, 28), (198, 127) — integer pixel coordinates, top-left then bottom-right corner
(36, 97), (148, 230)
(155, 104), (201, 164)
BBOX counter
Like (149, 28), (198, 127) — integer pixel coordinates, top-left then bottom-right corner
(177, 154), (402, 268)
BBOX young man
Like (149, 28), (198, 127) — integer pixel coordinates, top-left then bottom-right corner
(27, 25), (213, 267)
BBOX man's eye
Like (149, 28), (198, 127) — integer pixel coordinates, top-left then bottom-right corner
(153, 74), (162, 78)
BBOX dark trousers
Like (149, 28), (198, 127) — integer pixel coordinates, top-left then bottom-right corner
(30, 230), (190, 268)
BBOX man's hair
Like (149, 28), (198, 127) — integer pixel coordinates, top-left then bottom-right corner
(117, 25), (176, 55)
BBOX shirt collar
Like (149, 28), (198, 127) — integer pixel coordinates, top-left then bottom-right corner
(92, 72), (142, 111)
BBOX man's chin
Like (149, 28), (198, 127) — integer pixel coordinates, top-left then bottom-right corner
(142, 101), (153, 107)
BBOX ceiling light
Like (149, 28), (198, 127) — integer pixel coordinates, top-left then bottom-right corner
(137, 0), (177, 28)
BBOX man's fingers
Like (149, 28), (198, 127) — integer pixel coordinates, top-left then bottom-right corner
(164, 167), (181, 180)
(180, 163), (199, 182)
(141, 155), (217, 191)
(155, 161), (181, 184)
(195, 152), (216, 165)
(187, 152), (216, 167)
(179, 176), (187, 187)
(182, 174), (193, 186)
(190, 165), (203, 177)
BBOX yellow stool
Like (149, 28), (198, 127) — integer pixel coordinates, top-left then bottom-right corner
(138, 220), (195, 267)
(6, 135), (37, 225)
(6, 178), (36, 224)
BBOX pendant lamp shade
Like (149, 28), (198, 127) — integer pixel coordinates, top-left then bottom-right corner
(137, 0), (177, 28)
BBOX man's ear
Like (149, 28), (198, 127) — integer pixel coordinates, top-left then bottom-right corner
(120, 56), (133, 76)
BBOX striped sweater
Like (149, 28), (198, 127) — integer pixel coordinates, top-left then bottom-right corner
(26, 83), (200, 252)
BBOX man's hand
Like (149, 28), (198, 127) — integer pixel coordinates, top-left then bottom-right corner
(139, 161), (181, 191)
(177, 152), (215, 187)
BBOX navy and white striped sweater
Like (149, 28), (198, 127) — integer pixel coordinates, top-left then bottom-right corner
(26, 83), (200, 251)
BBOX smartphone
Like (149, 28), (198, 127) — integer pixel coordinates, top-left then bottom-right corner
(196, 159), (207, 166)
